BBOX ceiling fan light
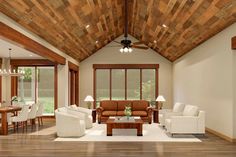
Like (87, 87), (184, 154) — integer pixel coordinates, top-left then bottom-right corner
(128, 48), (132, 52)
(124, 47), (128, 53)
(120, 48), (124, 53)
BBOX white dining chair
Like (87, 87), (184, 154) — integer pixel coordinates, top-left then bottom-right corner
(36, 103), (44, 126)
(27, 103), (38, 130)
(9, 105), (29, 133)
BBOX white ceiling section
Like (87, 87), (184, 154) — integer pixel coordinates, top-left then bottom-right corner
(0, 38), (43, 59)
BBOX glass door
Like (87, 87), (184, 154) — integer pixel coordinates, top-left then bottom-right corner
(17, 66), (55, 116)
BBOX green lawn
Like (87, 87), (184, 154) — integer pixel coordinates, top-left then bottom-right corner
(39, 97), (54, 115)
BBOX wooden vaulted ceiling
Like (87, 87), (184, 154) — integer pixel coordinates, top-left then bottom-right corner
(0, 0), (236, 62)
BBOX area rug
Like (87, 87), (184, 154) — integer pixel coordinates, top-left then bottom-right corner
(55, 123), (201, 142)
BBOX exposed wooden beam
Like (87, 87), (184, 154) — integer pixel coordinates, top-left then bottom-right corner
(68, 61), (79, 71)
(232, 36), (236, 50)
(10, 59), (56, 66)
(0, 22), (66, 65)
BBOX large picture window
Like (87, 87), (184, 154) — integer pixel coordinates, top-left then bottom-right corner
(93, 64), (159, 107)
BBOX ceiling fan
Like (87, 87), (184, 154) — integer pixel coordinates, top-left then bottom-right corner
(113, 0), (149, 53)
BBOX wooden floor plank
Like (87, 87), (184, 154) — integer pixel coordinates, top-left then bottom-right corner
(0, 119), (235, 157)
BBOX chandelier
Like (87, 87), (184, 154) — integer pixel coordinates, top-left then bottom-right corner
(0, 48), (25, 76)
(119, 46), (133, 53)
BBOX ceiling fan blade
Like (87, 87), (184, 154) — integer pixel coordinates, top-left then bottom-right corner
(132, 41), (144, 45)
(113, 40), (121, 44)
(107, 45), (122, 47)
(131, 45), (149, 50)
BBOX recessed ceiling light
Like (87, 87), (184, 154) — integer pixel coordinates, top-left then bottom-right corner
(153, 40), (157, 43)
(86, 25), (90, 29)
(162, 24), (167, 28)
(29, 54), (33, 57)
(95, 40), (98, 44)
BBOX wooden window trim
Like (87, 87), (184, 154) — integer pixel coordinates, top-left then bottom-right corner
(0, 76), (1, 103)
(93, 64), (159, 108)
(68, 61), (79, 106)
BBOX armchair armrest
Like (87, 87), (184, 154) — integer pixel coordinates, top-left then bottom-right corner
(77, 107), (92, 115)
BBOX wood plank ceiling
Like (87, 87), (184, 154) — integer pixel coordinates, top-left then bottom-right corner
(0, 0), (236, 62)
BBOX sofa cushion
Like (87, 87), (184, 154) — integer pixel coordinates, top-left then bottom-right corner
(132, 100), (149, 111)
(102, 111), (117, 116)
(117, 111), (125, 116)
(173, 103), (185, 112)
(183, 105), (199, 116)
(117, 101), (132, 111)
(132, 111), (147, 116)
(100, 101), (117, 111)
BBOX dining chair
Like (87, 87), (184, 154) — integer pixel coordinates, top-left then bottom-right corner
(9, 105), (29, 133)
(36, 103), (44, 126)
(27, 103), (38, 130)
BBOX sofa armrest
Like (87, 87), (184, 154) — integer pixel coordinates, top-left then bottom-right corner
(96, 107), (104, 114)
(159, 109), (172, 114)
(169, 116), (198, 132)
(164, 112), (182, 119)
(146, 107), (153, 113)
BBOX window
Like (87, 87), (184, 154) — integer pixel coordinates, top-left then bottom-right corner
(127, 69), (140, 100)
(93, 64), (159, 107)
(96, 69), (109, 106)
(111, 69), (125, 100)
(17, 66), (55, 115)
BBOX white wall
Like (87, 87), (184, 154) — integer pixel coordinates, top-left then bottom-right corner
(79, 35), (173, 108)
(173, 23), (236, 138)
(0, 13), (79, 107)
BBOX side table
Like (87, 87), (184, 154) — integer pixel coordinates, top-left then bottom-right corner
(92, 109), (96, 123)
(153, 108), (159, 123)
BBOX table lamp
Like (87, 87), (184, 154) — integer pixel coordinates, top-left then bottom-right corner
(84, 95), (94, 109)
(156, 95), (166, 109)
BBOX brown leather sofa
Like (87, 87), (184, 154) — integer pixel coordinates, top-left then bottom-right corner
(96, 100), (153, 124)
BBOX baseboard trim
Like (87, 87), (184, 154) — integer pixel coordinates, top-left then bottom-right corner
(205, 127), (235, 142)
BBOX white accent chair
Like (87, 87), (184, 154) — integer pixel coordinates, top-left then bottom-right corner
(165, 105), (205, 135)
(27, 103), (38, 130)
(9, 105), (29, 132)
(70, 105), (93, 129)
(159, 103), (185, 126)
(55, 107), (86, 137)
(36, 103), (44, 126)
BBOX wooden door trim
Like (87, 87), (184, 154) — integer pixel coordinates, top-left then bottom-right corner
(232, 36), (236, 49)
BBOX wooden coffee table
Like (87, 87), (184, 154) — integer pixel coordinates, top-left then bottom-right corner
(106, 117), (143, 136)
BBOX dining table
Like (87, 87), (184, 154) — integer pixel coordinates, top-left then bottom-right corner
(0, 105), (22, 135)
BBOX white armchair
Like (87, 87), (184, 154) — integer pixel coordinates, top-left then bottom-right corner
(159, 102), (185, 126)
(70, 105), (93, 129)
(165, 105), (205, 135)
(55, 108), (85, 137)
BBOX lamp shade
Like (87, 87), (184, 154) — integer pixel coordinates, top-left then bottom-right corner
(84, 95), (94, 102)
(156, 95), (166, 102)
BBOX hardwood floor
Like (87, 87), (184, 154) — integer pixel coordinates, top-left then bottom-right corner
(0, 119), (235, 157)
